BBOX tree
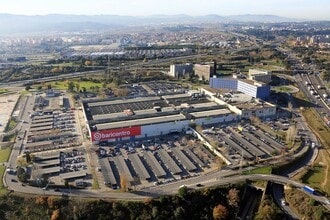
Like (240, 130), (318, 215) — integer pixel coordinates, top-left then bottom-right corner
(26, 152), (31, 163)
(286, 124), (297, 144)
(25, 85), (31, 91)
(84, 60), (92, 66)
(215, 157), (224, 170)
(67, 81), (75, 92)
(114, 88), (129, 97)
(227, 188), (240, 208)
(213, 204), (229, 220)
(75, 83), (80, 92)
(174, 206), (185, 219)
(178, 186), (188, 198)
(288, 101), (293, 118)
(50, 209), (60, 220)
(120, 173), (128, 192)
(321, 70), (330, 82)
(152, 207), (159, 218)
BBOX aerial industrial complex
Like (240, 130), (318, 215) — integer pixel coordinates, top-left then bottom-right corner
(82, 83), (276, 144)
(0, 64), (283, 194)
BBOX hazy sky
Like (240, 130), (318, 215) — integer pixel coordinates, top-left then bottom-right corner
(0, 0), (329, 20)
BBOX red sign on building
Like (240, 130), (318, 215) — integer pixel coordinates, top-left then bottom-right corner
(91, 126), (141, 141)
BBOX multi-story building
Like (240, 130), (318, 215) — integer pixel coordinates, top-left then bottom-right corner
(169, 63), (193, 78)
(201, 88), (277, 120)
(194, 62), (216, 81)
(209, 75), (271, 100)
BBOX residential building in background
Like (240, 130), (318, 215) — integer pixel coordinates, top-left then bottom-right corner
(194, 62), (216, 81)
(169, 63), (193, 78)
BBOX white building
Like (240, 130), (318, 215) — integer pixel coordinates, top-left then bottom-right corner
(248, 69), (272, 84)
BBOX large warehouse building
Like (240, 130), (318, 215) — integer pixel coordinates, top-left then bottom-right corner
(82, 91), (238, 144)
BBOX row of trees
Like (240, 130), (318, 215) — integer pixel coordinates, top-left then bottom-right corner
(0, 184), (244, 220)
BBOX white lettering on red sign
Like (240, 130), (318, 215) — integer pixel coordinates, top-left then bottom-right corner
(93, 130), (131, 141)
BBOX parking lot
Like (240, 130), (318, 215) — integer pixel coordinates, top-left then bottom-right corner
(31, 148), (89, 187)
(19, 91), (89, 187)
(201, 124), (287, 164)
(25, 92), (81, 153)
(144, 82), (188, 95)
(96, 134), (217, 189)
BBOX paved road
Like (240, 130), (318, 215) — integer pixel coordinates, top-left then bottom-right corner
(273, 183), (299, 220)
(3, 94), (35, 192)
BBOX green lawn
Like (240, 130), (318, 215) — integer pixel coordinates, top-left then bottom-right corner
(0, 166), (6, 194)
(50, 80), (103, 91)
(0, 147), (11, 163)
(301, 166), (324, 190)
(0, 147), (11, 195)
(273, 86), (294, 93)
(0, 88), (9, 94)
(5, 119), (18, 132)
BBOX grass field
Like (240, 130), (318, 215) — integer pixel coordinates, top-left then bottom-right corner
(0, 147), (11, 163)
(50, 80), (103, 91)
(299, 149), (330, 194)
(243, 166), (272, 175)
(0, 88), (9, 94)
(0, 147), (12, 195)
(297, 108), (330, 194)
(5, 119), (18, 132)
(0, 166), (6, 194)
(301, 166), (324, 188)
(273, 86), (294, 93)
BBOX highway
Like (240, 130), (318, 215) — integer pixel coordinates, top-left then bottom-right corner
(5, 165), (330, 211)
(272, 183), (300, 220)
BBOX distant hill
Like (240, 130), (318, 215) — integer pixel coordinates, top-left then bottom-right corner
(226, 14), (298, 23)
(0, 13), (300, 35)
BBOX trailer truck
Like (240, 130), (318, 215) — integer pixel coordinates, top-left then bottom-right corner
(303, 185), (315, 195)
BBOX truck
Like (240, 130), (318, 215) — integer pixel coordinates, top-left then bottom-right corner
(303, 185), (315, 195)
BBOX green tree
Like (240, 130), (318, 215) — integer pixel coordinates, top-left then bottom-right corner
(75, 83), (80, 92)
(174, 206), (185, 219)
(25, 85), (31, 91)
(67, 81), (75, 92)
(178, 186), (188, 198)
(26, 152), (31, 163)
(321, 70), (330, 82)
